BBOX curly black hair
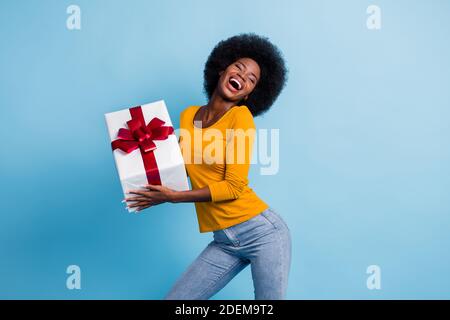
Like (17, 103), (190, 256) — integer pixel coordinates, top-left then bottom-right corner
(203, 33), (288, 117)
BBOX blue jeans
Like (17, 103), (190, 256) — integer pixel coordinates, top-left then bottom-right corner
(164, 207), (292, 300)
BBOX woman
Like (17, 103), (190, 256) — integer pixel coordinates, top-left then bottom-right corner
(125, 33), (290, 300)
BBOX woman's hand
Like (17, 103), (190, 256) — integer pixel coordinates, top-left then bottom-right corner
(124, 184), (176, 212)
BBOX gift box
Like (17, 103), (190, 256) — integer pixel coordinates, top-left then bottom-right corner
(105, 100), (189, 212)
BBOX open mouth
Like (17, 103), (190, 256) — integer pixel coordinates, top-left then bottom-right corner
(228, 77), (242, 91)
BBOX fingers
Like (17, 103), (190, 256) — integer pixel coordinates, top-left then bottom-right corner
(127, 200), (151, 209)
(124, 186), (166, 212)
(127, 190), (150, 197)
(144, 184), (163, 191)
(136, 204), (152, 212)
(124, 196), (148, 202)
(128, 188), (164, 197)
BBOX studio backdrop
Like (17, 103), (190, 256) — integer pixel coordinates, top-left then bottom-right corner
(0, 0), (449, 299)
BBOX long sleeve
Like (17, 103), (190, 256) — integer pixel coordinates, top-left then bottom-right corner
(207, 108), (256, 202)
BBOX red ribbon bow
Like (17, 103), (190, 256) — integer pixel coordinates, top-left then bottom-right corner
(111, 106), (174, 185)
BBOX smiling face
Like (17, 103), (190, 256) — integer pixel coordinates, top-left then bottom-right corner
(216, 57), (261, 103)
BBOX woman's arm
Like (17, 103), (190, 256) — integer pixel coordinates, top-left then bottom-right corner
(170, 186), (211, 203)
(125, 184), (211, 211)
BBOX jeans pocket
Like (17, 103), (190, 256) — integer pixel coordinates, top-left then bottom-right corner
(262, 207), (290, 232)
(260, 208), (278, 229)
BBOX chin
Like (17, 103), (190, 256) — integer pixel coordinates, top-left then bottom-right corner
(223, 93), (242, 104)
(218, 84), (242, 102)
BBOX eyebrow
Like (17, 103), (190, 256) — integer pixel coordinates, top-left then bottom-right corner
(238, 61), (258, 80)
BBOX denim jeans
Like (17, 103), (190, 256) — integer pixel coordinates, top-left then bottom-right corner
(164, 207), (292, 300)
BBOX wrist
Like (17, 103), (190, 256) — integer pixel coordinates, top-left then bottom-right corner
(167, 191), (180, 203)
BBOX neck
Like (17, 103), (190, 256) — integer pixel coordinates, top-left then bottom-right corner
(206, 90), (238, 115)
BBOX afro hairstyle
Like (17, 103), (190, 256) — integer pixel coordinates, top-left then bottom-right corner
(203, 33), (288, 117)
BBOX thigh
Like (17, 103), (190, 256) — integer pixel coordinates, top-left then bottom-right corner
(250, 209), (292, 300)
(164, 241), (250, 300)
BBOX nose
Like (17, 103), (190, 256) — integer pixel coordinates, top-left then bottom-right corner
(236, 73), (246, 84)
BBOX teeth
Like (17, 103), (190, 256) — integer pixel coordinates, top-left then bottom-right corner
(230, 77), (242, 90)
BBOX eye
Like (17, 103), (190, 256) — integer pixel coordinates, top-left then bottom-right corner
(235, 63), (242, 70)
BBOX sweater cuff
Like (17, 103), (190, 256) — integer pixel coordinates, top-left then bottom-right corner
(208, 181), (231, 202)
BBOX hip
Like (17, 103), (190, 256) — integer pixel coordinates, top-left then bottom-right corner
(213, 207), (291, 247)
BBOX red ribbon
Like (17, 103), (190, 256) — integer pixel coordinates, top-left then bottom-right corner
(111, 106), (174, 185)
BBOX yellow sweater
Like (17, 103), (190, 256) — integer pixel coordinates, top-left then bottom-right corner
(179, 105), (269, 233)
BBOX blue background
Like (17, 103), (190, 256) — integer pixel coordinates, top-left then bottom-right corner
(1, 0), (449, 299)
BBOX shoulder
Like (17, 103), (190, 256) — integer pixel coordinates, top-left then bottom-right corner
(232, 105), (253, 115)
(181, 105), (200, 113)
(229, 105), (255, 127)
(180, 105), (201, 124)
(228, 105), (254, 120)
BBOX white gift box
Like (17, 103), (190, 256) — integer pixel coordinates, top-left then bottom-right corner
(105, 100), (189, 212)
